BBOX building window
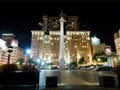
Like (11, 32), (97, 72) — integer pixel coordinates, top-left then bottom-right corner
(118, 48), (120, 51)
(117, 43), (120, 45)
(35, 51), (37, 53)
(74, 45), (77, 48)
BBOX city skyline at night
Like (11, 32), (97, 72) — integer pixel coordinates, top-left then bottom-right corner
(0, 1), (120, 51)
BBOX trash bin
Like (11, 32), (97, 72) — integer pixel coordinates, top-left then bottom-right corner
(99, 76), (115, 87)
(46, 76), (58, 88)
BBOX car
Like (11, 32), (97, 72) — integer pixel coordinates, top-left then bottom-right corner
(96, 66), (114, 72)
(51, 65), (59, 70)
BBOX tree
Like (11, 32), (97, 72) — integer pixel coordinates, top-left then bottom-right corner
(16, 58), (25, 66)
(69, 60), (77, 68)
(93, 51), (107, 62)
(26, 58), (35, 64)
(78, 57), (86, 65)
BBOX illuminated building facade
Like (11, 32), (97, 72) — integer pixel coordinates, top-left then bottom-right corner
(10, 47), (24, 63)
(114, 29), (120, 54)
(31, 15), (92, 65)
(0, 39), (7, 64)
(0, 34), (24, 65)
(92, 43), (106, 55)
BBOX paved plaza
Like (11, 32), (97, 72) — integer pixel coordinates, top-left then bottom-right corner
(39, 70), (117, 86)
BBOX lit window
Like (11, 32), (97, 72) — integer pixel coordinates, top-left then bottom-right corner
(118, 48), (120, 51)
(117, 43), (120, 45)
(51, 43), (53, 45)
(82, 46), (84, 48)
(74, 45), (77, 48)
(86, 37), (90, 40)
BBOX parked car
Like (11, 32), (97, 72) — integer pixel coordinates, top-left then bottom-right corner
(51, 65), (59, 70)
(96, 66), (114, 72)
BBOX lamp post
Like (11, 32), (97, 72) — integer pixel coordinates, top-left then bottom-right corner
(26, 49), (31, 62)
(7, 46), (13, 64)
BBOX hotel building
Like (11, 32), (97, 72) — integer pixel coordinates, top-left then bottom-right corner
(31, 15), (92, 65)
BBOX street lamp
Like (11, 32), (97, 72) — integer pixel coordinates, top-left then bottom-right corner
(36, 59), (40, 67)
(7, 46), (13, 64)
(26, 49), (31, 61)
(26, 49), (31, 55)
(97, 58), (101, 62)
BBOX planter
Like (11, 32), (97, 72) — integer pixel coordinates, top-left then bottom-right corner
(46, 76), (58, 88)
(99, 76), (115, 88)
(117, 74), (120, 88)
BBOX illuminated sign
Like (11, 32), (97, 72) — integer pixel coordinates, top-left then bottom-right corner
(2, 33), (14, 36)
(11, 39), (18, 47)
(105, 48), (111, 53)
(105, 46), (111, 55)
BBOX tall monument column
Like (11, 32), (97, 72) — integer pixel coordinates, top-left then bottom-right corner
(59, 16), (65, 70)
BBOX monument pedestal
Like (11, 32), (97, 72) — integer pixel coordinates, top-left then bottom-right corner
(59, 59), (65, 70)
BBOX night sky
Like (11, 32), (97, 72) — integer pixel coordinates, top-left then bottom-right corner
(0, 1), (120, 51)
